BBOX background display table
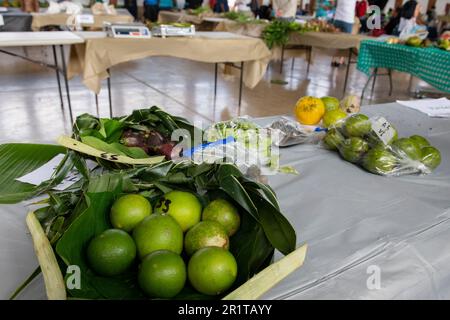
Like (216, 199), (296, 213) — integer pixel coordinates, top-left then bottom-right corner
(357, 40), (450, 97)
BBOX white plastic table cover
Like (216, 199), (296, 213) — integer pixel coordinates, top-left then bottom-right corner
(1, 102), (450, 300)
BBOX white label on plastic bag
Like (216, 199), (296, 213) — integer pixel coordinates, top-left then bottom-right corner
(0, 15), (4, 27)
(76, 14), (94, 25)
(371, 117), (395, 145)
(16, 154), (97, 191)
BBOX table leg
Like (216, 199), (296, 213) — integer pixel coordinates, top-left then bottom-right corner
(59, 45), (73, 124)
(361, 72), (375, 101)
(107, 68), (113, 118)
(371, 67), (378, 98)
(214, 63), (218, 97)
(306, 46), (312, 76)
(343, 49), (352, 94)
(291, 58), (295, 72)
(388, 69), (393, 96)
(52, 45), (64, 111)
(238, 62), (244, 112)
(279, 45), (285, 74)
(95, 94), (99, 118)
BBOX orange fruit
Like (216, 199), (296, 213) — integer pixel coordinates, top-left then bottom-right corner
(295, 96), (325, 125)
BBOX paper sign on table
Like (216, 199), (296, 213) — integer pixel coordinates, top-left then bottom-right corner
(76, 14), (95, 25)
(0, 14), (4, 27)
(16, 154), (97, 191)
(397, 98), (450, 118)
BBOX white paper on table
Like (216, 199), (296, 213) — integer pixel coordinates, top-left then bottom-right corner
(397, 98), (450, 118)
(76, 14), (94, 25)
(16, 154), (97, 191)
(0, 14), (4, 27)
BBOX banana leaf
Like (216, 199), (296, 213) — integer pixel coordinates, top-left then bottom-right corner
(0, 143), (65, 204)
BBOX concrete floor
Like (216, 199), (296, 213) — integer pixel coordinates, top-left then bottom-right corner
(0, 46), (437, 144)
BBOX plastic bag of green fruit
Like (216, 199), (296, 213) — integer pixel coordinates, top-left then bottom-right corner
(202, 117), (297, 176)
(322, 113), (442, 176)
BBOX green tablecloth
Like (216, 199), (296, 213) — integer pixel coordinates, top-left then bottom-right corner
(357, 40), (450, 93)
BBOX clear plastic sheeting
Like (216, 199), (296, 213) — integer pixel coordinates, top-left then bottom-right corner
(1, 103), (450, 299)
(269, 117), (326, 147)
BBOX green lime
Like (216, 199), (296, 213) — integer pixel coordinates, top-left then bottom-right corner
(421, 146), (441, 170)
(202, 199), (240, 236)
(343, 114), (371, 138)
(86, 229), (136, 277)
(321, 96), (340, 112)
(322, 109), (347, 128)
(362, 146), (398, 175)
(138, 250), (186, 298)
(154, 191), (202, 232)
(339, 137), (369, 163)
(132, 214), (183, 258)
(184, 221), (229, 256)
(323, 128), (345, 150)
(392, 138), (422, 160)
(110, 194), (152, 232)
(188, 247), (237, 296)
(409, 135), (430, 149)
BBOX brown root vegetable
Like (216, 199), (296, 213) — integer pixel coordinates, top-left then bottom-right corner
(147, 130), (165, 147)
(121, 130), (150, 153)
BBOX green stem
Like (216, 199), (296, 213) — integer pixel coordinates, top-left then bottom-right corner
(9, 266), (42, 300)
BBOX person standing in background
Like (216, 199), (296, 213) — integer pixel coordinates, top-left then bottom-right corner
(356, 0), (368, 32)
(332, 0), (357, 66)
(316, 0), (333, 19)
(159, 0), (175, 12)
(272, 0), (297, 21)
(214, 0), (229, 13)
(258, 0), (271, 20)
(186, 0), (203, 9)
(144, 0), (159, 22)
(124, 0), (138, 20)
(395, 0), (426, 36)
(333, 0), (357, 33)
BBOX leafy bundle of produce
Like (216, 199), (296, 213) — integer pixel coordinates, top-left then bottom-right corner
(0, 108), (297, 300)
(188, 6), (213, 16)
(145, 21), (193, 29)
(262, 20), (337, 48)
(73, 106), (200, 165)
(222, 12), (265, 24)
(322, 114), (442, 176)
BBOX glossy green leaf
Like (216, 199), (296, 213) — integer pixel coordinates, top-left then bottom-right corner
(0, 143), (66, 204)
(247, 189), (296, 255)
(219, 175), (259, 221)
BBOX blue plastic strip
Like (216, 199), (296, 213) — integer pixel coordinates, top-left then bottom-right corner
(183, 136), (236, 157)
